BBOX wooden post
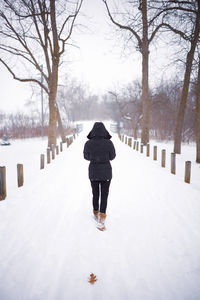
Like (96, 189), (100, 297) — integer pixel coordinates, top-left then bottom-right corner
(128, 138), (132, 147)
(66, 138), (69, 148)
(60, 142), (63, 152)
(52, 145), (55, 159)
(153, 146), (157, 160)
(47, 148), (51, 164)
(133, 140), (136, 150)
(140, 144), (143, 153)
(17, 164), (24, 187)
(146, 143), (150, 157)
(125, 136), (127, 144)
(56, 145), (59, 155)
(161, 150), (166, 168)
(136, 141), (139, 151)
(0, 167), (6, 200)
(122, 135), (124, 143)
(40, 154), (45, 169)
(171, 153), (176, 175)
(184, 161), (191, 183)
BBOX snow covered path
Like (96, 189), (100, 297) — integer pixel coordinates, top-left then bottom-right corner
(0, 127), (200, 300)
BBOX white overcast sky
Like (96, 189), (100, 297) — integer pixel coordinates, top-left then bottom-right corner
(0, 0), (171, 114)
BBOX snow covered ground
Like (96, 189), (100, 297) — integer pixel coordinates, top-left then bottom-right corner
(0, 122), (200, 300)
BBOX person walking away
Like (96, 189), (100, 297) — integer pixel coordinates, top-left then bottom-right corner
(83, 122), (116, 231)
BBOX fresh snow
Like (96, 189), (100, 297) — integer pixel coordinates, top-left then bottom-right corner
(0, 122), (200, 300)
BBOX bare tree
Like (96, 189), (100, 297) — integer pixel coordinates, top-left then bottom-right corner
(152, 0), (200, 153)
(57, 77), (91, 122)
(150, 79), (181, 140)
(102, 0), (168, 145)
(0, 0), (83, 146)
(196, 56), (200, 162)
(108, 81), (142, 138)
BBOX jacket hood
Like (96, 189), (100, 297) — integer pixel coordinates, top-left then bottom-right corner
(87, 122), (112, 139)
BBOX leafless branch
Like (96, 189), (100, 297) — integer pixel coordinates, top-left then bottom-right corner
(102, 0), (142, 47)
(59, 0), (83, 55)
(0, 58), (49, 94)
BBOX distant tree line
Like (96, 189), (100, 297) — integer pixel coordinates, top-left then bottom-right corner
(105, 78), (197, 144)
(0, 111), (74, 139)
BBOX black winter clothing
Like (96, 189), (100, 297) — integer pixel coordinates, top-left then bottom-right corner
(84, 122), (116, 181)
(91, 180), (111, 213)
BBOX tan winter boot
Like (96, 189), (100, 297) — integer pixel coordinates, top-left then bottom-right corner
(98, 212), (106, 231)
(93, 210), (99, 221)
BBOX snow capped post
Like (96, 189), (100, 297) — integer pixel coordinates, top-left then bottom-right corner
(133, 140), (136, 150)
(66, 138), (69, 147)
(140, 144), (143, 153)
(51, 145), (55, 160)
(128, 138), (132, 147)
(153, 146), (157, 160)
(56, 145), (59, 155)
(136, 141), (139, 151)
(60, 142), (63, 152)
(47, 148), (51, 164)
(146, 143), (150, 157)
(161, 150), (166, 168)
(0, 166), (6, 200)
(171, 153), (176, 175)
(40, 154), (45, 169)
(125, 136), (127, 144)
(184, 161), (191, 183)
(17, 164), (24, 187)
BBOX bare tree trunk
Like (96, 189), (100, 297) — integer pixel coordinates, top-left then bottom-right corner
(48, 62), (58, 147)
(174, 51), (198, 153)
(130, 119), (136, 139)
(48, 0), (59, 147)
(141, 0), (149, 145)
(56, 104), (67, 143)
(48, 96), (57, 147)
(134, 123), (138, 140)
(196, 58), (200, 163)
(174, 2), (200, 154)
(141, 49), (149, 144)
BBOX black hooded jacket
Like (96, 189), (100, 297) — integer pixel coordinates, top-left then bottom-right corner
(83, 122), (116, 180)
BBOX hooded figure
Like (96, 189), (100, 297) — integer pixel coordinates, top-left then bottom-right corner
(84, 122), (116, 231)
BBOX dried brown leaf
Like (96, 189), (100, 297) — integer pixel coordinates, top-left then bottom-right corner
(88, 273), (97, 285)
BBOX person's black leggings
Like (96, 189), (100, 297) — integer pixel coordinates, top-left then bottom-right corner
(90, 180), (111, 214)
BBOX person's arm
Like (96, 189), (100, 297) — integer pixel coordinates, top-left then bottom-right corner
(83, 141), (91, 161)
(109, 141), (116, 160)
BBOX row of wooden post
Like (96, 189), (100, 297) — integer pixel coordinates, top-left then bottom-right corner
(119, 135), (192, 184)
(0, 134), (77, 201)
(0, 164), (24, 201)
(40, 135), (75, 170)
